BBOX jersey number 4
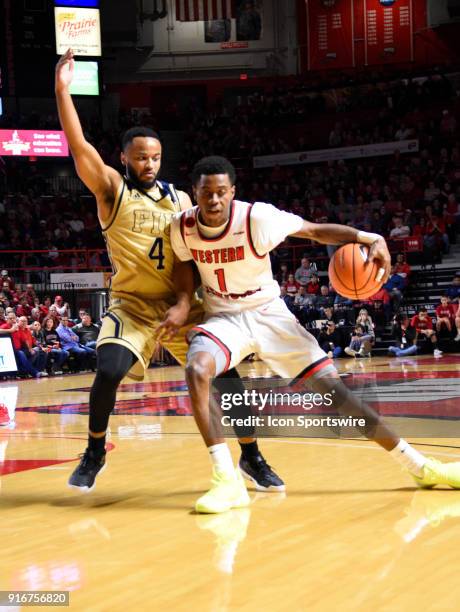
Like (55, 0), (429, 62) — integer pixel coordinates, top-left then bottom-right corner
(149, 237), (165, 270)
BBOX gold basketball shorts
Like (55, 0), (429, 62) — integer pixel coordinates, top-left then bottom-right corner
(97, 293), (204, 380)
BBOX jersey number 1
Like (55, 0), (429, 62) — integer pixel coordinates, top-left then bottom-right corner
(149, 237), (165, 270)
(214, 268), (227, 292)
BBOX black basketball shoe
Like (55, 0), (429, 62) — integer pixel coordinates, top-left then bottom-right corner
(68, 448), (106, 493)
(239, 454), (285, 491)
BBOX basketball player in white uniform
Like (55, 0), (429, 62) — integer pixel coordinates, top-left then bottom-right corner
(171, 156), (460, 514)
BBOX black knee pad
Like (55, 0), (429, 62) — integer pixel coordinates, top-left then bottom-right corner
(95, 344), (137, 385)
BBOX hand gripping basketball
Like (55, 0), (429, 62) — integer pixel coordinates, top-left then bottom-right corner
(328, 240), (390, 300)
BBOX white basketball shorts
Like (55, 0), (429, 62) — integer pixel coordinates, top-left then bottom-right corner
(187, 298), (332, 380)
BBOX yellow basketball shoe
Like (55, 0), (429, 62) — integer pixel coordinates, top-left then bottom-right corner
(412, 458), (460, 489)
(195, 468), (250, 514)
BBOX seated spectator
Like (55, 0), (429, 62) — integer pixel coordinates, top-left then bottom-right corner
(73, 308), (89, 325)
(315, 285), (334, 313)
(294, 257), (317, 286)
(53, 295), (71, 318)
(283, 273), (299, 297)
(435, 296), (457, 335)
(306, 273), (320, 296)
(344, 323), (373, 358)
(363, 288), (391, 324)
(317, 321), (344, 359)
(389, 216), (411, 239)
(355, 308), (376, 339)
(410, 308), (442, 358)
(0, 269), (15, 291)
(22, 283), (37, 306)
(322, 306), (341, 325)
(0, 313), (45, 378)
(56, 315), (95, 370)
(425, 214), (449, 254)
(445, 275), (460, 303)
(276, 263), (289, 285)
(16, 316), (48, 374)
(16, 296), (32, 319)
(42, 317), (70, 374)
(279, 285), (293, 309)
(382, 265), (405, 312)
(393, 253), (411, 285)
(47, 304), (61, 326)
(73, 312), (100, 349)
(292, 286), (316, 325)
(1, 281), (18, 306)
(388, 314), (418, 357)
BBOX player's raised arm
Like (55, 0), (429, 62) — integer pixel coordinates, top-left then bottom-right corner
(55, 49), (120, 219)
(292, 220), (391, 282)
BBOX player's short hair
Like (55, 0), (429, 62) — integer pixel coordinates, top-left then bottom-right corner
(121, 127), (161, 150)
(192, 156), (236, 186)
(419, 307), (427, 313)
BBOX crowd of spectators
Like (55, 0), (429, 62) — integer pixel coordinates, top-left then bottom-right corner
(0, 273), (99, 378)
(0, 69), (459, 365)
(0, 71), (459, 273)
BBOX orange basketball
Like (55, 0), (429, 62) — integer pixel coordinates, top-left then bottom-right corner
(328, 243), (383, 300)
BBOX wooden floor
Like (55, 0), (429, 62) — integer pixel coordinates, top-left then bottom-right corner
(1, 354), (460, 611)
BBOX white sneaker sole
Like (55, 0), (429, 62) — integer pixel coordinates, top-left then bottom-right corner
(239, 466), (286, 492)
(67, 462), (106, 494)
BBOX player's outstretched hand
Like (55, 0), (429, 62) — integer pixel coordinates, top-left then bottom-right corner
(55, 48), (75, 91)
(155, 303), (190, 343)
(367, 236), (391, 283)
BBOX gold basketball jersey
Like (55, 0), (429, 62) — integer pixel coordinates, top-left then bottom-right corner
(102, 178), (182, 300)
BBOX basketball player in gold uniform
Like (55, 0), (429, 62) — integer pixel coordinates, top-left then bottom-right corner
(55, 49), (284, 493)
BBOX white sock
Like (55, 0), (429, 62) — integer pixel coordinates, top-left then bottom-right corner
(208, 443), (235, 476)
(390, 439), (426, 477)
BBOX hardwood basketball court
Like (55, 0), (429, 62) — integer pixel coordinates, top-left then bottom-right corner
(1, 354), (460, 610)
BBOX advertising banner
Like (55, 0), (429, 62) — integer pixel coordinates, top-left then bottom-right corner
(55, 7), (101, 56)
(0, 130), (69, 157)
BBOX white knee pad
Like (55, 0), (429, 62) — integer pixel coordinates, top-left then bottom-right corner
(187, 334), (229, 376)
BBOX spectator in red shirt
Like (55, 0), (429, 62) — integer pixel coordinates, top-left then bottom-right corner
(394, 253), (411, 286)
(410, 308), (442, 358)
(16, 296), (32, 319)
(22, 283), (37, 307)
(283, 274), (299, 297)
(0, 313), (44, 377)
(306, 274), (321, 296)
(425, 206), (450, 254)
(16, 316), (48, 373)
(435, 296), (456, 333)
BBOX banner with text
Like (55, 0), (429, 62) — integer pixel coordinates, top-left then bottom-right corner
(306, 0), (355, 70)
(0, 130), (68, 157)
(253, 139), (419, 169)
(55, 7), (101, 56)
(364, 0), (413, 65)
(50, 272), (105, 289)
(0, 338), (17, 374)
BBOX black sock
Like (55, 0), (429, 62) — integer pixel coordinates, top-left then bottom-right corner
(239, 440), (260, 459)
(88, 434), (106, 454)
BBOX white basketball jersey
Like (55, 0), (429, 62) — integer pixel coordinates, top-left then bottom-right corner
(171, 200), (303, 313)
